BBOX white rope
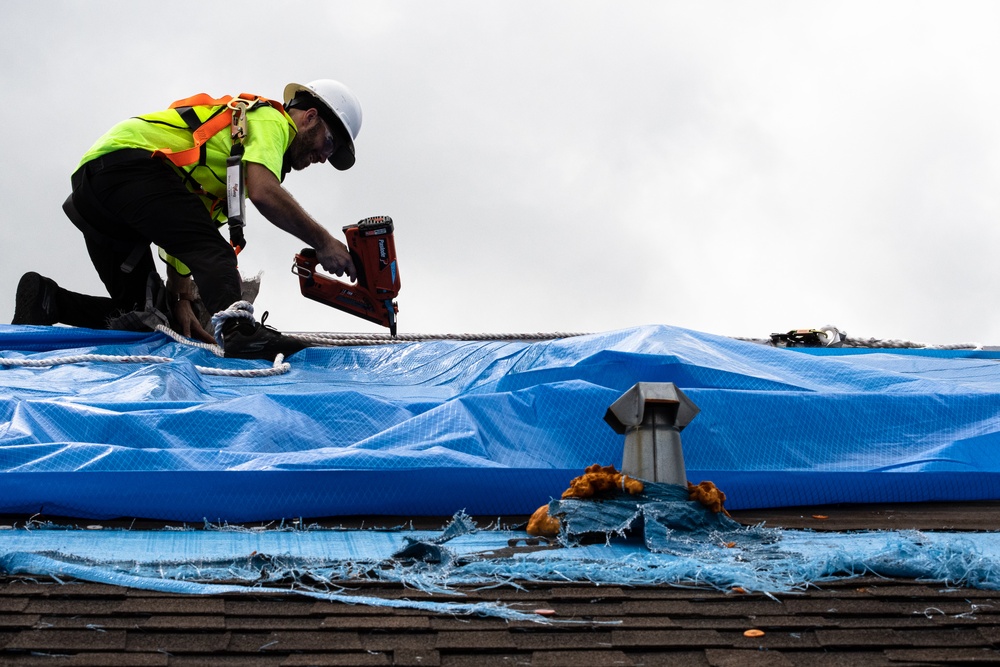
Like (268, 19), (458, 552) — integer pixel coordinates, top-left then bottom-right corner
(0, 351), (290, 378)
(1, 320), (986, 377)
(841, 336), (980, 350)
(0, 354), (173, 368)
(285, 331), (589, 346)
(737, 338), (981, 350)
(211, 300), (255, 347)
(287, 327), (984, 350)
(1, 316), (291, 377)
(196, 354), (289, 377)
(155, 324), (224, 357)
(156, 314), (291, 376)
(736, 324), (981, 350)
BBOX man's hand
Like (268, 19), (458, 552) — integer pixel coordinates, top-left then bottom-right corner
(246, 163), (357, 281)
(173, 299), (216, 344)
(165, 266), (215, 344)
(315, 237), (357, 282)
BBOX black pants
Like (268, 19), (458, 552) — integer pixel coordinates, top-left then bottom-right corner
(55, 151), (242, 328)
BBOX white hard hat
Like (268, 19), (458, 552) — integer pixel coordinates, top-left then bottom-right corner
(283, 79), (362, 170)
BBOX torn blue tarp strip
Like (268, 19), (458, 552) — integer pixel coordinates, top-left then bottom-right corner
(1, 509), (998, 617)
(0, 552), (548, 622)
(3, 324), (1000, 520)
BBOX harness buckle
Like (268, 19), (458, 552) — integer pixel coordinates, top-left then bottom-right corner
(227, 95), (261, 143)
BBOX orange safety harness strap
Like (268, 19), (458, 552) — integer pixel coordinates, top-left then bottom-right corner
(149, 93), (286, 254)
(151, 93), (285, 168)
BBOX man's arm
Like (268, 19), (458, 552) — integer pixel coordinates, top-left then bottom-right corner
(245, 162), (356, 281)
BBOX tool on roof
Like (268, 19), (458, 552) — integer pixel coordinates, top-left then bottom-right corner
(770, 326), (844, 348)
(292, 216), (400, 335)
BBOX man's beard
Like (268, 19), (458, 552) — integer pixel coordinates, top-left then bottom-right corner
(285, 123), (324, 171)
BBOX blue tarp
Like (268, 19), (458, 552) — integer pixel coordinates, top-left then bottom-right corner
(2, 323), (1000, 521)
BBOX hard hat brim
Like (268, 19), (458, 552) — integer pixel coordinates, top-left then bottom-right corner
(283, 82), (357, 171)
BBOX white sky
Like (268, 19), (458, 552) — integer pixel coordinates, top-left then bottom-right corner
(1, 1), (999, 344)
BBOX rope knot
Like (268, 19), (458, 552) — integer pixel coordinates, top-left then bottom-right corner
(210, 301), (256, 346)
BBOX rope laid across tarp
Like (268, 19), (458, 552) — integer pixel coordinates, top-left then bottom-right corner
(0, 342), (290, 378)
(838, 335), (981, 350)
(287, 324), (983, 350)
(0, 354), (173, 367)
(735, 324), (982, 350)
(286, 331), (590, 346)
(735, 334), (983, 350)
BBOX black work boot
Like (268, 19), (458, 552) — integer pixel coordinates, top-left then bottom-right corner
(12, 272), (61, 325)
(218, 312), (305, 360)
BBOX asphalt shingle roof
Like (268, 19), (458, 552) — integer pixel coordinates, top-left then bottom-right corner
(0, 502), (998, 665)
(0, 575), (998, 665)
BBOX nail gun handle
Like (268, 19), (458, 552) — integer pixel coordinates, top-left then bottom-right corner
(292, 248), (318, 284)
(348, 247), (367, 289)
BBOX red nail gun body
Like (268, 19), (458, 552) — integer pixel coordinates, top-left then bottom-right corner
(292, 216), (400, 335)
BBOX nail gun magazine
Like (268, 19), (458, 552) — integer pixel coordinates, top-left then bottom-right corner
(292, 216), (400, 335)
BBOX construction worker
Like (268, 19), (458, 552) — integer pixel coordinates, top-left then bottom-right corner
(11, 80), (362, 359)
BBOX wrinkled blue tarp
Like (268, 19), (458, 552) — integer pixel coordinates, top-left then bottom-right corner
(1, 323), (1000, 520)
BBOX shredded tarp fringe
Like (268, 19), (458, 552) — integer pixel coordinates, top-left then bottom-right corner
(2, 507), (999, 617)
(0, 552), (548, 623)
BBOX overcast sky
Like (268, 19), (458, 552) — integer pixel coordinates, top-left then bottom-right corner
(2, 1), (999, 345)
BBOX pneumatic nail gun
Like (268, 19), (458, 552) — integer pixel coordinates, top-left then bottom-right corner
(292, 216), (400, 335)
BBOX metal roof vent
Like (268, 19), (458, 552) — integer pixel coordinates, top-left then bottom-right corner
(603, 382), (700, 485)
